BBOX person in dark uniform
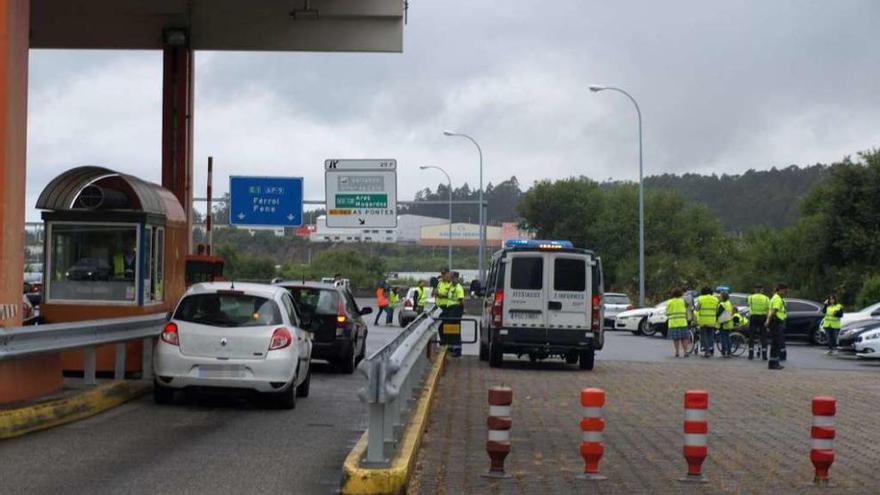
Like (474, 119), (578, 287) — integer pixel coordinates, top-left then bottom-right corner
(767, 283), (788, 370)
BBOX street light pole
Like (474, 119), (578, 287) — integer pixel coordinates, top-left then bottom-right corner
(589, 85), (645, 307)
(420, 165), (453, 271)
(443, 131), (485, 284)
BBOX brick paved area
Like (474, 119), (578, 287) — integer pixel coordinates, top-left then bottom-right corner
(410, 357), (880, 494)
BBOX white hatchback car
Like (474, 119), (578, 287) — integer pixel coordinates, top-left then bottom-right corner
(854, 328), (880, 359)
(154, 282), (313, 409)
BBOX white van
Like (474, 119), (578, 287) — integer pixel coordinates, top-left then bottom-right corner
(479, 240), (604, 369)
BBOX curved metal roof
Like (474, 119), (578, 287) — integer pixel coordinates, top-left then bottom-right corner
(36, 166), (186, 224)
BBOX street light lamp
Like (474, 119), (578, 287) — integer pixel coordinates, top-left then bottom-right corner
(420, 165), (453, 271)
(443, 130), (486, 284)
(590, 84), (646, 307)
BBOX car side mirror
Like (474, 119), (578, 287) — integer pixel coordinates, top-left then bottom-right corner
(360, 307), (373, 315)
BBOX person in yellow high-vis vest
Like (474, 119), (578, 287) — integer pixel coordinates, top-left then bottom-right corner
(666, 288), (691, 358)
(822, 294), (844, 355)
(766, 283), (788, 370)
(747, 284), (771, 361)
(717, 292), (737, 358)
(694, 286), (720, 358)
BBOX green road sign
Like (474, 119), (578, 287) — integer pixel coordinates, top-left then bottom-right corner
(335, 193), (388, 208)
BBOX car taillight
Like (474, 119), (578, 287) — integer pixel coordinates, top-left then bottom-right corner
(492, 289), (504, 328)
(161, 322), (179, 346)
(336, 298), (348, 326)
(269, 327), (292, 350)
(591, 294), (601, 332)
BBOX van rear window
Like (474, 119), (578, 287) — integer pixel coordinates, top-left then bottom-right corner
(554, 258), (586, 291)
(511, 257), (543, 290)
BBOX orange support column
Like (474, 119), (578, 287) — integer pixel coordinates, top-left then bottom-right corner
(0, 0), (63, 404)
(162, 36), (194, 251)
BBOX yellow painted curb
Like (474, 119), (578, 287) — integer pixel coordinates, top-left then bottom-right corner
(0, 380), (150, 439)
(341, 346), (448, 495)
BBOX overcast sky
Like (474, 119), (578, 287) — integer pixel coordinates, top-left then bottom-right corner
(25, 0), (880, 221)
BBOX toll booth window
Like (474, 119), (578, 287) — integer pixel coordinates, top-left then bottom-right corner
(554, 258), (586, 292)
(48, 224), (139, 302)
(510, 257), (543, 290)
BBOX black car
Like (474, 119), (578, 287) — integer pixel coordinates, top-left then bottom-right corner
(837, 319), (880, 352)
(66, 257), (112, 281)
(277, 282), (371, 374)
(781, 298), (825, 344)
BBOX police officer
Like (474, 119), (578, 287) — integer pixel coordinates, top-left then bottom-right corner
(447, 272), (466, 357)
(694, 287), (720, 358)
(822, 294), (844, 355)
(747, 284), (771, 360)
(717, 292), (736, 358)
(435, 269), (452, 343)
(766, 283), (788, 370)
(413, 279), (427, 314)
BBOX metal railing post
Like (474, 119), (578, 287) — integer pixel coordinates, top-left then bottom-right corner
(84, 346), (97, 385)
(114, 343), (127, 379)
(142, 337), (154, 381)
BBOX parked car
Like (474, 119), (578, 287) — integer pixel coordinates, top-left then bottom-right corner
(276, 281), (370, 374)
(23, 272), (42, 306)
(479, 239), (604, 370)
(781, 298), (825, 344)
(399, 287), (434, 327)
(153, 282), (313, 409)
(615, 303), (662, 335)
(837, 319), (880, 353)
(854, 326), (880, 359)
(603, 292), (633, 329)
(840, 301), (880, 328)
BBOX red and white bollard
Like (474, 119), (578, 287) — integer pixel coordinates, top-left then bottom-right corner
(680, 389), (709, 483)
(578, 388), (607, 480)
(483, 386), (512, 479)
(811, 396), (836, 485)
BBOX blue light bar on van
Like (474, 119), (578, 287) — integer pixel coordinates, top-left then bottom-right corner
(504, 239), (574, 250)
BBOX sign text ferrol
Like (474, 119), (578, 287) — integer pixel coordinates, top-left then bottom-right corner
(324, 159), (397, 228)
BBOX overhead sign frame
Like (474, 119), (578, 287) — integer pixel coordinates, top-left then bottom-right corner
(229, 175), (304, 227)
(324, 159), (398, 228)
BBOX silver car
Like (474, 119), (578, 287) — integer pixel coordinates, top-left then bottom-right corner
(603, 292), (633, 329)
(399, 287), (434, 327)
(153, 282), (313, 409)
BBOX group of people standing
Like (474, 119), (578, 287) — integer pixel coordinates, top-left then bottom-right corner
(373, 283), (401, 326)
(665, 284), (792, 370)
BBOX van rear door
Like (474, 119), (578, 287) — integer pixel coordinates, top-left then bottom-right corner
(547, 253), (591, 330)
(503, 253), (547, 340)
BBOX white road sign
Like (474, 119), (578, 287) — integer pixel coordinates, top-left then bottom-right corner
(324, 159), (397, 228)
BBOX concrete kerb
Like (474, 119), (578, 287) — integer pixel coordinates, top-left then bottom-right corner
(341, 346), (448, 495)
(0, 380), (151, 439)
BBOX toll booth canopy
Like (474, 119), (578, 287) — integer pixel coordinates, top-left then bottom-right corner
(36, 166), (186, 308)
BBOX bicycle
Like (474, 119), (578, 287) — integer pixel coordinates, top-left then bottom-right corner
(686, 325), (747, 357)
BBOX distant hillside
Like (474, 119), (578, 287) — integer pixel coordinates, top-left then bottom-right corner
(643, 165), (830, 231)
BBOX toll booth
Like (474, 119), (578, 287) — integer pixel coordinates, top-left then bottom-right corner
(36, 166), (188, 372)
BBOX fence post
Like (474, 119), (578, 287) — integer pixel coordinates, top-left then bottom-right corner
(142, 337), (154, 381)
(84, 346), (97, 385)
(114, 342), (127, 379)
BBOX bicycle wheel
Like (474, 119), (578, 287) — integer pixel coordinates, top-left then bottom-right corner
(730, 332), (747, 357)
(687, 327), (699, 355)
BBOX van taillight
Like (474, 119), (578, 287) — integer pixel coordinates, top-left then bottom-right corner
(591, 294), (601, 332)
(492, 289), (504, 328)
(336, 298), (348, 327)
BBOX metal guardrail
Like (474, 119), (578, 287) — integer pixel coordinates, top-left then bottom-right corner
(358, 306), (443, 466)
(0, 313), (166, 385)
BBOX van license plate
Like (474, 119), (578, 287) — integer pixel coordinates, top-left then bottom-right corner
(509, 311), (541, 321)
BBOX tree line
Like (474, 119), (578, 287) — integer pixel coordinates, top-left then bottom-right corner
(516, 149), (880, 308)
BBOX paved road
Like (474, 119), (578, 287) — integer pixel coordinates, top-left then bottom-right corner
(460, 325), (880, 372)
(0, 300), (400, 495)
(412, 356), (880, 494)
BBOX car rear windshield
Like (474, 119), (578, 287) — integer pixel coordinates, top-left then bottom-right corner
(510, 257), (543, 290)
(554, 258), (586, 291)
(174, 293), (282, 327)
(606, 294), (630, 305)
(286, 287), (340, 316)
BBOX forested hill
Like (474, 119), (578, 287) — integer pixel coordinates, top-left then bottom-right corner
(401, 165), (830, 232)
(642, 165), (830, 231)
